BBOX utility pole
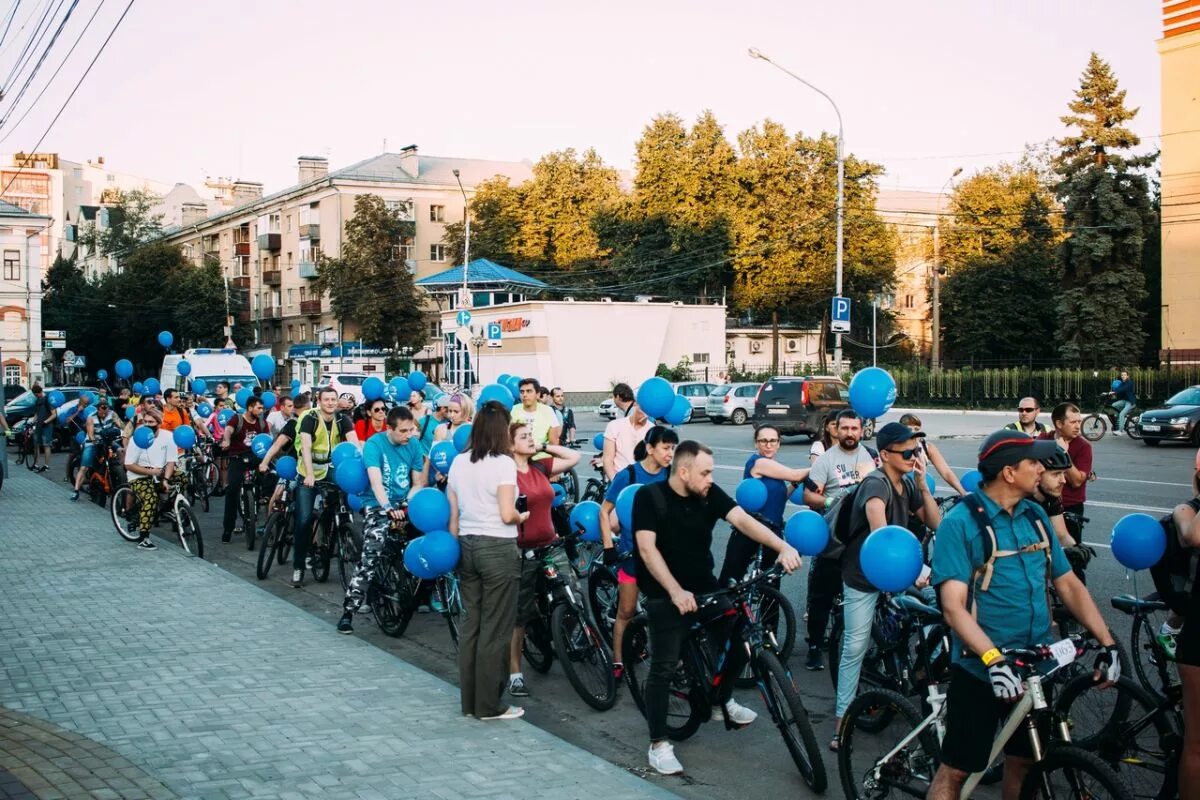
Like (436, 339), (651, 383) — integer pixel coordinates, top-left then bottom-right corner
(931, 224), (941, 370)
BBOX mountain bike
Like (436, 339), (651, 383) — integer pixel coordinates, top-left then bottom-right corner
(184, 439), (218, 513)
(623, 566), (827, 792)
(111, 478), (204, 558)
(257, 476), (294, 580)
(1110, 593), (1180, 703)
(305, 481), (355, 586)
(1082, 392), (1141, 442)
(367, 518), (422, 638)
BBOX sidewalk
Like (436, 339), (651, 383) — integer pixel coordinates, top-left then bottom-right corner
(0, 462), (676, 800)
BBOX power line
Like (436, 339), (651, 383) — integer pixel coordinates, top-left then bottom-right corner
(0, 0), (80, 131)
(0, 1), (22, 50)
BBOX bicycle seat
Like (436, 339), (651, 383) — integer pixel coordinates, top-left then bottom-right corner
(892, 593), (941, 621)
(1110, 594), (1168, 615)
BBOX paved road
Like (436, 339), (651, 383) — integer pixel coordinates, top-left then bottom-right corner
(9, 410), (1194, 799)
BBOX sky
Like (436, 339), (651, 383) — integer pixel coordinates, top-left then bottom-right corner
(0, 0), (1165, 196)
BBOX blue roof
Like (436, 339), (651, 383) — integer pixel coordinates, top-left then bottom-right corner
(415, 258), (548, 289)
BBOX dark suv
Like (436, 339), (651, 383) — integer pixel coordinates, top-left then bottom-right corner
(752, 376), (853, 439)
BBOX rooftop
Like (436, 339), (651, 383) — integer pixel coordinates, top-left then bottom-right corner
(415, 258), (548, 289)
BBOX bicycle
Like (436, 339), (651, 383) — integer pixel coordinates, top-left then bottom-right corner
(366, 518), (422, 638)
(1082, 392), (1142, 442)
(230, 455), (269, 551)
(305, 481), (356, 586)
(84, 436), (124, 509)
(623, 566), (827, 792)
(184, 439), (218, 514)
(838, 637), (1133, 799)
(111, 478), (204, 558)
(431, 571), (466, 648)
(257, 476), (294, 580)
(1109, 593), (1179, 704)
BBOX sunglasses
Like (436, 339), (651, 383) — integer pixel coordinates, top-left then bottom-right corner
(756, 438), (780, 445)
(1018, 407), (1037, 413)
(886, 446), (920, 459)
(372, 407), (386, 413)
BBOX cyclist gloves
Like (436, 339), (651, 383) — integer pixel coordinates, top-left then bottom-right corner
(1063, 544), (1097, 572)
(988, 660), (1022, 701)
(1093, 644), (1121, 683)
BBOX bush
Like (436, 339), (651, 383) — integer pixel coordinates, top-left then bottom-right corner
(655, 357), (693, 382)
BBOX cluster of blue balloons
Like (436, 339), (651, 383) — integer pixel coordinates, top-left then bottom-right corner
(635, 377), (690, 424)
(404, 531), (460, 580)
(331, 441), (368, 495)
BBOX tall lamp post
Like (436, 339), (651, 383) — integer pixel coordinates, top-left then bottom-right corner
(931, 167), (963, 370)
(748, 47), (845, 373)
(452, 169), (472, 390)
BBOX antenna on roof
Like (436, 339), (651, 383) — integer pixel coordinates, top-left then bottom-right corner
(382, 138), (387, 153)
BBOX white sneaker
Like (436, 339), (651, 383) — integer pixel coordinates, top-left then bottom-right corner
(648, 742), (683, 775)
(480, 706), (524, 720)
(713, 699), (757, 726)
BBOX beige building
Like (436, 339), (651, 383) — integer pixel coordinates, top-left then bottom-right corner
(875, 188), (946, 357)
(1159, 0), (1200, 356)
(725, 327), (824, 374)
(0, 201), (53, 386)
(156, 148), (533, 375)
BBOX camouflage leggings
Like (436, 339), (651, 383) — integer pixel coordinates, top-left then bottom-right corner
(129, 473), (186, 536)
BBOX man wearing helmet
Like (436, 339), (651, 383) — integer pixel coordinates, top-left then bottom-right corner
(1032, 446), (1094, 578)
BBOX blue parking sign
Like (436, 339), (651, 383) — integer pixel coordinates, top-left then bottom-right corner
(831, 296), (851, 333)
(487, 322), (502, 348)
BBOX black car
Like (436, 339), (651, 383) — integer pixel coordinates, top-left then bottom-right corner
(1136, 385), (1200, 446)
(3, 384), (26, 405)
(752, 376), (862, 439)
(5, 386), (101, 447)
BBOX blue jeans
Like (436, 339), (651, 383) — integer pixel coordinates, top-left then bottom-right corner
(835, 583), (879, 718)
(1112, 399), (1133, 431)
(291, 481), (318, 570)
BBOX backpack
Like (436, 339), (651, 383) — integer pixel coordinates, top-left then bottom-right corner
(957, 491), (1054, 615)
(1149, 506), (1200, 616)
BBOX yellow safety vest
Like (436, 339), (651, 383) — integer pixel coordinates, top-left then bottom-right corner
(295, 408), (342, 480)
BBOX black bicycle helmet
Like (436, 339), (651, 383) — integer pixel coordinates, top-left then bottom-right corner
(1039, 446), (1073, 471)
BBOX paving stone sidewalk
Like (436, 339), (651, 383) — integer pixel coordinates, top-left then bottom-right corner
(0, 461), (676, 800)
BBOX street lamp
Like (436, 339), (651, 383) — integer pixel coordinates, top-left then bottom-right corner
(748, 47), (845, 373)
(930, 167), (963, 370)
(452, 169), (471, 310)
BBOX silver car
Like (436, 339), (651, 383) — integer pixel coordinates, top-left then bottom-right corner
(669, 381), (717, 424)
(706, 382), (760, 425)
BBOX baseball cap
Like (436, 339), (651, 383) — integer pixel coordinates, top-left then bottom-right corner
(434, 395), (451, 409)
(977, 430), (1058, 472)
(876, 421), (925, 451)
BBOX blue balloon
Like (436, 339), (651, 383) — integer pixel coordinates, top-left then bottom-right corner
(275, 455), (298, 481)
(789, 485), (807, 505)
(1111, 379), (1122, 392)
(848, 367), (898, 420)
(429, 441), (458, 475)
(261, 391), (277, 411)
(403, 537), (435, 580)
(478, 383), (514, 411)
(552, 483), (566, 508)
(132, 382), (145, 395)
(961, 469), (983, 493)
(197, 402), (213, 418)
(735, 478), (769, 512)
(235, 388), (253, 409)
(346, 492), (365, 513)
(592, 432), (604, 451)
(497, 373), (512, 386)
(82, 405), (96, 419)
(157, 331), (174, 349)
(331, 441), (360, 467)
(97, 369), (108, 381)
(785, 509), (830, 556)
(504, 375), (523, 402)
(616, 484), (639, 533)
(860, 525), (923, 592)
(291, 379), (301, 392)
(389, 376), (411, 400)
(908, 470), (936, 495)
(144, 378), (161, 396)
(409, 487), (452, 533)
(124, 405), (136, 420)
(47, 389), (65, 408)
(115, 359), (134, 379)
(1111, 513), (1166, 570)
(362, 376), (385, 401)
(191, 378), (207, 395)
(408, 370), (428, 392)
(251, 433), (273, 459)
(570, 500), (602, 543)
(452, 423), (472, 452)
(75, 430), (87, 445)
(334, 458), (369, 495)
(173, 425), (196, 450)
(176, 359), (192, 377)
(665, 394), (691, 426)
(133, 426), (156, 449)
(80, 391), (96, 406)
(637, 377), (675, 420)
(251, 353), (275, 382)
(217, 408), (235, 426)
(417, 530), (460, 576)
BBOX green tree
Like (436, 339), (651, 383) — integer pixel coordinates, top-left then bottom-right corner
(316, 194), (426, 351)
(442, 176), (527, 268)
(515, 148), (621, 269)
(939, 165), (1058, 269)
(1054, 52), (1156, 365)
(77, 189), (164, 256)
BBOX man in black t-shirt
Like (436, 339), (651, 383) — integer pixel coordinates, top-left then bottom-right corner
(632, 440), (801, 776)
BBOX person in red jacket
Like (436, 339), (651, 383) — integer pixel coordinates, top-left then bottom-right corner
(355, 399), (389, 442)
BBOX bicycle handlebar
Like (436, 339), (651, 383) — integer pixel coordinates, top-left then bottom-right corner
(696, 564), (785, 608)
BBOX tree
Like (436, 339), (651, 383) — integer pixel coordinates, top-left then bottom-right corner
(316, 194), (426, 351)
(515, 148), (621, 269)
(443, 176), (526, 268)
(939, 165), (1058, 269)
(1054, 52), (1157, 365)
(77, 189), (164, 256)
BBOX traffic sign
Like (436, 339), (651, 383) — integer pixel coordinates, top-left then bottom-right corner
(487, 322), (502, 348)
(43, 329), (65, 340)
(831, 296), (851, 334)
(63, 350), (76, 367)
(455, 310), (472, 327)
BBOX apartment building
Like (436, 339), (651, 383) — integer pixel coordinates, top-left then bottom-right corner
(873, 188), (947, 357)
(0, 201), (53, 387)
(156, 147), (533, 377)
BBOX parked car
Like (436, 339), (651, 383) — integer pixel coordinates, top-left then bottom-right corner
(1136, 385), (1200, 446)
(5, 386), (100, 450)
(4, 384), (26, 405)
(751, 376), (854, 439)
(597, 397), (618, 420)
(706, 382), (761, 425)
(669, 381), (718, 423)
(318, 374), (372, 405)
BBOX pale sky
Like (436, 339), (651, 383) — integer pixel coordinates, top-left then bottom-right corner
(3, 0), (1164, 195)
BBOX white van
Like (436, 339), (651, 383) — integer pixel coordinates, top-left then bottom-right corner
(161, 348), (260, 396)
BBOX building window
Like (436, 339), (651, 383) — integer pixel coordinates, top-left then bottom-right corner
(905, 294), (913, 308)
(287, 325), (295, 343)
(299, 323), (307, 341)
(4, 364), (21, 384)
(299, 286), (307, 302)
(3, 250), (18, 280)
(692, 353), (710, 364)
(429, 204), (445, 223)
(397, 236), (414, 261)
(286, 215), (292, 232)
(430, 244), (446, 262)
(429, 320), (440, 339)
(287, 288), (294, 306)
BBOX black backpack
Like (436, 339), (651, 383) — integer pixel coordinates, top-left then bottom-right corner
(1149, 507), (1200, 616)
(957, 491), (1054, 614)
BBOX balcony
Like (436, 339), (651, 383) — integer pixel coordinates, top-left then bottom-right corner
(299, 260), (318, 279)
(237, 308), (251, 324)
(263, 269), (281, 286)
(300, 299), (322, 317)
(299, 223), (320, 239)
(234, 241), (251, 257)
(257, 233), (281, 251)
(262, 306), (282, 320)
(232, 276), (251, 290)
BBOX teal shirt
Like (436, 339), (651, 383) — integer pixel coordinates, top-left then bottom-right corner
(361, 434), (426, 509)
(930, 489), (1071, 681)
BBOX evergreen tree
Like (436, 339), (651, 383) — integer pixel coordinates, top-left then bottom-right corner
(1054, 52), (1156, 365)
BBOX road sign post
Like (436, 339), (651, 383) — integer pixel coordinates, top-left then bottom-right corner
(831, 296), (851, 334)
(486, 322), (502, 348)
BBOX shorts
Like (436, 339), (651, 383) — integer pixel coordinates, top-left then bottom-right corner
(80, 443), (98, 469)
(516, 555), (540, 625)
(1176, 595), (1200, 667)
(938, 665), (1052, 773)
(35, 425), (53, 446)
(617, 565), (637, 585)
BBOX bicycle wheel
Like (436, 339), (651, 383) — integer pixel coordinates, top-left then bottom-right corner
(257, 511), (286, 579)
(838, 687), (939, 800)
(754, 648), (827, 792)
(523, 615), (556, 674)
(1081, 414), (1108, 442)
(439, 577), (464, 648)
(337, 524), (361, 593)
(737, 585), (797, 688)
(550, 603), (617, 711)
(1130, 611), (1178, 701)
(587, 564), (619, 647)
(175, 502), (204, 558)
(581, 479), (604, 504)
(1124, 412), (1142, 440)
(110, 486), (140, 542)
(239, 488), (257, 551)
(621, 613), (706, 741)
(372, 555), (419, 638)
(277, 512), (293, 565)
(310, 517), (332, 583)
(1018, 744), (1134, 799)
(561, 468), (580, 503)
(1054, 669), (1135, 750)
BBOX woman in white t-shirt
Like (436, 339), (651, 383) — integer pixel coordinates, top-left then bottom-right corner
(447, 400), (529, 721)
(809, 411), (839, 464)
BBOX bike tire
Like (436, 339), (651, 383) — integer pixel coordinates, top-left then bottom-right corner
(1130, 611), (1177, 702)
(257, 512), (286, 580)
(337, 524), (360, 593)
(373, 556), (419, 638)
(581, 479), (604, 504)
(240, 488), (257, 551)
(550, 603), (616, 711)
(838, 687), (939, 800)
(561, 467), (581, 504)
(621, 613), (706, 741)
(736, 585), (797, 688)
(310, 517), (332, 583)
(111, 486), (140, 542)
(176, 502), (204, 558)
(1124, 412), (1142, 440)
(1081, 414), (1108, 443)
(587, 564), (619, 647)
(1017, 744), (1134, 800)
(523, 616), (556, 674)
(439, 577), (464, 648)
(756, 648), (827, 792)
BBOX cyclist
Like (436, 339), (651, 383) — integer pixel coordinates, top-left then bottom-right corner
(898, 413), (967, 495)
(1174, 451), (1200, 796)
(1111, 369), (1137, 436)
(927, 430), (1120, 800)
(338, 405), (428, 635)
(551, 387), (575, 444)
(599, 425), (679, 680)
(258, 392), (311, 510)
(603, 398), (651, 480)
(71, 399), (124, 502)
(538, 385), (562, 430)
(418, 395), (450, 454)
(293, 387), (359, 587)
(60, 393), (92, 482)
(219, 395), (269, 544)
(265, 394), (294, 437)
(121, 407), (177, 551)
(515, 378), (561, 447)
(633, 440), (802, 775)
(1030, 446), (1077, 550)
(1038, 403), (1093, 551)
(1004, 397), (1048, 436)
(354, 398), (390, 442)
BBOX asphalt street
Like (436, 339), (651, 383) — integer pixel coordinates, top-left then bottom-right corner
(14, 407), (1196, 799)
